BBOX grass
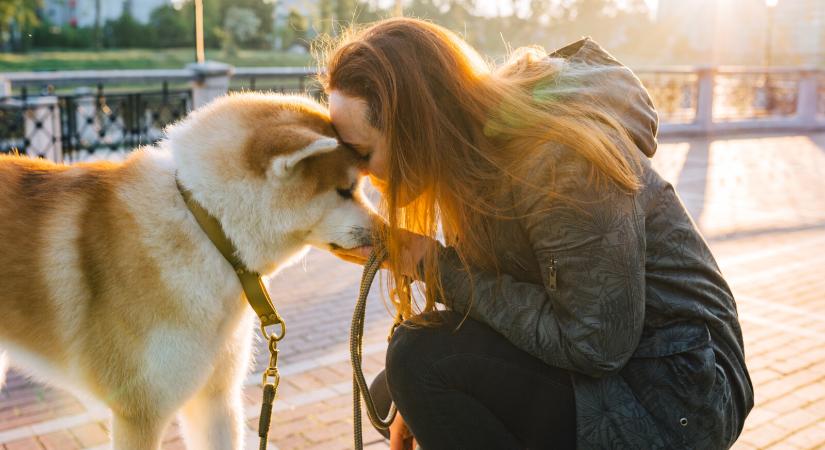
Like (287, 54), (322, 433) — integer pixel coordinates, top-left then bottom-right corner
(0, 48), (315, 72)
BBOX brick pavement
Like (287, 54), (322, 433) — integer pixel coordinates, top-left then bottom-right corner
(1, 131), (824, 449)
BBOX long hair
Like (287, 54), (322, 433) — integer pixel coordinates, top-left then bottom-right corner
(318, 18), (641, 320)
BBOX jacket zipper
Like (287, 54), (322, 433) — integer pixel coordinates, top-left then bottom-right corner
(548, 257), (558, 291)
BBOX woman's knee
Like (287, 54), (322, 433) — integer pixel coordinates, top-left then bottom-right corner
(385, 310), (463, 391)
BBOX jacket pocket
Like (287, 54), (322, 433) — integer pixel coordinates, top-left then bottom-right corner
(624, 323), (723, 448)
(632, 322), (711, 358)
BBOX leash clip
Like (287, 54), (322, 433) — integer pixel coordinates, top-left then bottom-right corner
(262, 334), (281, 388)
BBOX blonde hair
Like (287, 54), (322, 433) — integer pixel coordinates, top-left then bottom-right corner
(320, 18), (640, 320)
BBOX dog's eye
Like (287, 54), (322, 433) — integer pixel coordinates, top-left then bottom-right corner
(336, 188), (354, 199)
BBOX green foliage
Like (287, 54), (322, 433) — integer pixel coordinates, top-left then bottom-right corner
(30, 22), (95, 48)
(335, 0), (358, 29)
(148, 4), (192, 48)
(282, 8), (309, 49)
(1, 0), (41, 50)
(222, 7), (261, 55)
(0, 0), (40, 34)
(102, 5), (147, 48)
(180, 0), (223, 49)
(217, 0), (273, 49)
(318, 0), (334, 36)
(0, 48), (313, 71)
(225, 7), (261, 42)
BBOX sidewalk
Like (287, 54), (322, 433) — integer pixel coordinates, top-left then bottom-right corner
(1, 131), (824, 449)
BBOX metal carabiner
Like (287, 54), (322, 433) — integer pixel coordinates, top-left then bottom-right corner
(261, 334), (281, 387)
(260, 320), (286, 342)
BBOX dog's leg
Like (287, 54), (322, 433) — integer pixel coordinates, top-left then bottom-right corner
(0, 350), (7, 391)
(179, 327), (252, 450)
(179, 383), (245, 450)
(112, 413), (167, 450)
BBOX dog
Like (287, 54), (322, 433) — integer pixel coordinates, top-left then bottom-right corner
(0, 92), (375, 449)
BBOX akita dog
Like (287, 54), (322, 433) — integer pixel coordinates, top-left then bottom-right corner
(0, 93), (375, 449)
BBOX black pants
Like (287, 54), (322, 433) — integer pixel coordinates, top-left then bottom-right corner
(369, 311), (577, 450)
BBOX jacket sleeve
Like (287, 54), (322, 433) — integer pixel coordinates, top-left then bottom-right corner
(437, 148), (646, 378)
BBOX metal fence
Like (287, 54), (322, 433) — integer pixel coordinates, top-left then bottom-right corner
(1, 65), (824, 162)
(0, 85), (192, 162)
(628, 66), (824, 135)
(712, 71), (799, 121)
(229, 67), (323, 96)
(636, 70), (698, 124)
(819, 73), (825, 118)
(0, 66), (317, 162)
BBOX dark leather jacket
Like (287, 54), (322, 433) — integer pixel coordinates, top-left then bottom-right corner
(436, 38), (753, 449)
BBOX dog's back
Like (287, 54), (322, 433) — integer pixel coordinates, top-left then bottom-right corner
(0, 155), (107, 363)
(0, 154), (174, 393)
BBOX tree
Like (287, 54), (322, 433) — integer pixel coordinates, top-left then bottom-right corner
(103, 4), (146, 48)
(94, 0), (101, 49)
(0, 0), (40, 50)
(318, 0), (334, 36)
(149, 4), (192, 48)
(336, 0), (357, 30)
(222, 6), (261, 54)
(281, 8), (308, 50)
(180, 0), (221, 49)
(217, 0), (274, 48)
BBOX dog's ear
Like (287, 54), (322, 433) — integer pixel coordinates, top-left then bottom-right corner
(271, 136), (339, 178)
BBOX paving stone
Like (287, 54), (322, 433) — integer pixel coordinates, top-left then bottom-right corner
(67, 423), (108, 448)
(4, 438), (43, 450)
(783, 423), (825, 448)
(36, 431), (80, 450)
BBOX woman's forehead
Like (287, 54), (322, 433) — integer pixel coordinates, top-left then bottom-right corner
(329, 91), (373, 143)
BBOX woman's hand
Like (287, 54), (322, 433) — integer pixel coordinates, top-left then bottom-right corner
(332, 230), (436, 278)
(390, 412), (416, 450)
(331, 245), (376, 267)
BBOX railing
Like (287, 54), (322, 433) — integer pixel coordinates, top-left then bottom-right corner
(0, 85), (192, 162)
(635, 66), (824, 135)
(819, 73), (825, 119)
(64, 85), (192, 161)
(0, 64), (318, 161)
(1, 65), (824, 162)
(230, 67), (322, 96)
(714, 71), (799, 120)
(636, 68), (698, 124)
(0, 94), (61, 160)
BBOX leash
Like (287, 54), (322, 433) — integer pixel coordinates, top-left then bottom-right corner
(175, 179), (285, 450)
(350, 246), (402, 449)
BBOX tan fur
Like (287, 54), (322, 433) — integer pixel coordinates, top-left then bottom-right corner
(0, 93), (374, 449)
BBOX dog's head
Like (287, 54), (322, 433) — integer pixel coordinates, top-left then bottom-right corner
(168, 92), (376, 273)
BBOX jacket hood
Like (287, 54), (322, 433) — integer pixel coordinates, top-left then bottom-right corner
(545, 37), (659, 157)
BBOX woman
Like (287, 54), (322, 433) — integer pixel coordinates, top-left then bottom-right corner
(324, 18), (752, 449)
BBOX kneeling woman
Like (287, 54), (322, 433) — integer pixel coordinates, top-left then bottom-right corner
(326, 18), (753, 449)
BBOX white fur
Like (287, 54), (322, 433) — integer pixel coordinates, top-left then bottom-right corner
(0, 350), (7, 391)
(0, 93), (375, 450)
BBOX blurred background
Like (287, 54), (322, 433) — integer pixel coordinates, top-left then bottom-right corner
(1, 1), (824, 450)
(1, 0), (823, 161)
(1, 0), (823, 69)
